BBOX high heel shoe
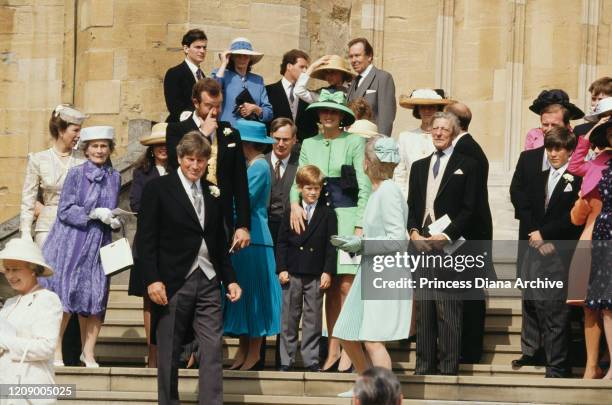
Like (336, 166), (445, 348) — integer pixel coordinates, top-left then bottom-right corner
(80, 353), (99, 368)
(240, 358), (263, 371)
(319, 357), (340, 372)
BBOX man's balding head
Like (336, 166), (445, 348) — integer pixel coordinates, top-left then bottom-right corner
(444, 102), (472, 131)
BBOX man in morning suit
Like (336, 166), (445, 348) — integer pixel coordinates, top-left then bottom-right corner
(266, 49), (318, 141)
(407, 111), (480, 375)
(266, 118), (300, 244)
(509, 127), (583, 375)
(166, 78), (251, 249)
(137, 132), (242, 404)
(445, 102), (493, 364)
(346, 38), (396, 136)
(164, 29), (208, 123)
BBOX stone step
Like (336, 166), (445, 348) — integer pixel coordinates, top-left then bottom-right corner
(54, 367), (612, 404)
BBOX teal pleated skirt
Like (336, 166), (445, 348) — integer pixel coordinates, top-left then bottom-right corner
(223, 244), (281, 337)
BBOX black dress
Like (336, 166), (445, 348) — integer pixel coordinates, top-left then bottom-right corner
(585, 159), (612, 310)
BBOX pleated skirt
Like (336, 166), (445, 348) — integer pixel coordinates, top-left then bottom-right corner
(223, 244), (282, 337)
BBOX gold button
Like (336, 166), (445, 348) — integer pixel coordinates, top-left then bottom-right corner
(325, 192), (329, 196)
(300, 246), (304, 250)
(326, 202), (330, 206)
(309, 248), (314, 252)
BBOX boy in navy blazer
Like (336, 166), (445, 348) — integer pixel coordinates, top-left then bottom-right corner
(276, 165), (337, 371)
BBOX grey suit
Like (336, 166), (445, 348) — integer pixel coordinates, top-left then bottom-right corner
(265, 151), (300, 245)
(347, 65), (397, 136)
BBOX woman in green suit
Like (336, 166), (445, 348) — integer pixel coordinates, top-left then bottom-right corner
(289, 90), (371, 371)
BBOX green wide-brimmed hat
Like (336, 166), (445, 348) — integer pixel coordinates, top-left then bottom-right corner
(306, 89), (356, 127)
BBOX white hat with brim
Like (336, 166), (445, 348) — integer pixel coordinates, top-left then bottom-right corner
(399, 88), (454, 109)
(348, 119), (382, 138)
(80, 126), (115, 143)
(585, 97), (612, 123)
(139, 123), (167, 146)
(228, 37), (263, 65)
(53, 104), (87, 126)
(0, 238), (54, 277)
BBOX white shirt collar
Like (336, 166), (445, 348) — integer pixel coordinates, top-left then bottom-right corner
(177, 167), (201, 196)
(302, 199), (318, 211)
(281, 76), (294, 91)
(548, 161), (569, 177)
(358, 63), (374, 81)
(436, 144), (454, 158)
(271, 152), (290, 167)
(184, 58), (200, 75)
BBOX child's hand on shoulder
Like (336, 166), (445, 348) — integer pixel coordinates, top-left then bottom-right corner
(279, 271), (290, 285)
(320, 273), (331, 290)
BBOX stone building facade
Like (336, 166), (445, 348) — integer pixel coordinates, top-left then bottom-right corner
(1, 0), (611, 238)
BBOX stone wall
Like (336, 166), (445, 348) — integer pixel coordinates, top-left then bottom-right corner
(1, 0), (611, 238)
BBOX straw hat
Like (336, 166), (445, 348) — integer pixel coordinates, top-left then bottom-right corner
(348, 119), (381, 139)
(399, 88), (454, 109)
(235, 120), (276, 144)
(0, 238), (54, 277)
(139, 123), (167, 146)
(306, 89), (356, 127)
(311, 55), (355, 82)
(227, 37), (263, 65)
(585, 97), (612, 123)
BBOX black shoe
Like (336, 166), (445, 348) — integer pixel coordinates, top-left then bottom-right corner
(320, 357), (340, 372)
(305, 364), (320, 372)
(279, 365), (292, 372)
(339, 365), (354, 373)
(511, 355), (539, 368)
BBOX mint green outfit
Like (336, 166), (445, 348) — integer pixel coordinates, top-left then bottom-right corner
(290, 131), (371, 275)
(333, 180), (412, 341)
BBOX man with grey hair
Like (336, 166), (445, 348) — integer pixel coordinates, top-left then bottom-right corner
(407, 111), (481, 375)
(352, 367), (402, 405)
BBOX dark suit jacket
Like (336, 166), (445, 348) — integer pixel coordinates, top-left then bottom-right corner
(347, 65), (396, 136)
(265, 80), (318, 141)
(407, 151), (480, 241)
(163, 61), (198, 123)
(265, 151), (299, 221)
(136, 171), (237, 298)
(454, 133), (493, 240)
(276, 202), (338, 276)
(166, 116), (250, 231)
(509, 147), (583, 241)
(129, 166), (161, 212)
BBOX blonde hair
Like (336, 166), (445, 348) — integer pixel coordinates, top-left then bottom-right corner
(364, 136), (397, 181)
(296, 165), (324, 187)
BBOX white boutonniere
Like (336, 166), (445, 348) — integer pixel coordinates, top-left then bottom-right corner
(223, 127), (233, 136)
(209, 185), (220, 198)
(563, 173), (574, 182)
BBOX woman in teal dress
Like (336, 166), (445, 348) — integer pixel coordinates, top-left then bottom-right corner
(332, 136), (412, 394)
(224, 120), (281, 371)
(289, 90), (371, 371)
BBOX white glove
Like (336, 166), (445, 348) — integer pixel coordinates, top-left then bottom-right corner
(89, 207), (113, 224)
(109, 217), (122, 230)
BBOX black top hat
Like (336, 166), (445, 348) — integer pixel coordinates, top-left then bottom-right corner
(590, 120), (612, 149)
(528, 89), (584, 120)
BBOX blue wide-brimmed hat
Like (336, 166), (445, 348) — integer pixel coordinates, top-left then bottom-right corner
(235, 120), (276, 144)
(228, 37), (263, 65)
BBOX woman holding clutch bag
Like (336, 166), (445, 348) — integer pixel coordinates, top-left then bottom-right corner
(212, 37), (273, 126)
(289, 90), (371, 372)
(40, 126), (121, 368)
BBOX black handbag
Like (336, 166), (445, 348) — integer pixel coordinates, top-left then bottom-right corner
(233, 88), (258, 120)
(340, 164), (359, 194)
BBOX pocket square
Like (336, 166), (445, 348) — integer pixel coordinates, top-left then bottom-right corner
(564, 183), (573, 192)
(227, 143), (236, 148)
(453, 168), (464, 175)
(365, 89), (377, 94)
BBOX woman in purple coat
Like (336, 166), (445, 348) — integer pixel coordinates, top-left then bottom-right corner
(41, 126), (121, 368)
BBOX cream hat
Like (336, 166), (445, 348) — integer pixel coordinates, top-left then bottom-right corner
(139, 123), (167, 146)
(80, 126), (115, 143)
(585, 97), (612, 123)
(348, 119), (382, 139)
(0, 238), (54, 277)
(399, 88), (454, 109)
(53, 104), (87, 125)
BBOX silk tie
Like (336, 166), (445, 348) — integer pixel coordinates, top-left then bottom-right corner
(355, 75), (362, 88)
(432, 150), (444, 179)
(274, 159), (282, 181)
(196, 69), (204, 80)
(191, 182), (202, 217)
(545, 170), (560, 209)
(306, 204), (313, 224)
